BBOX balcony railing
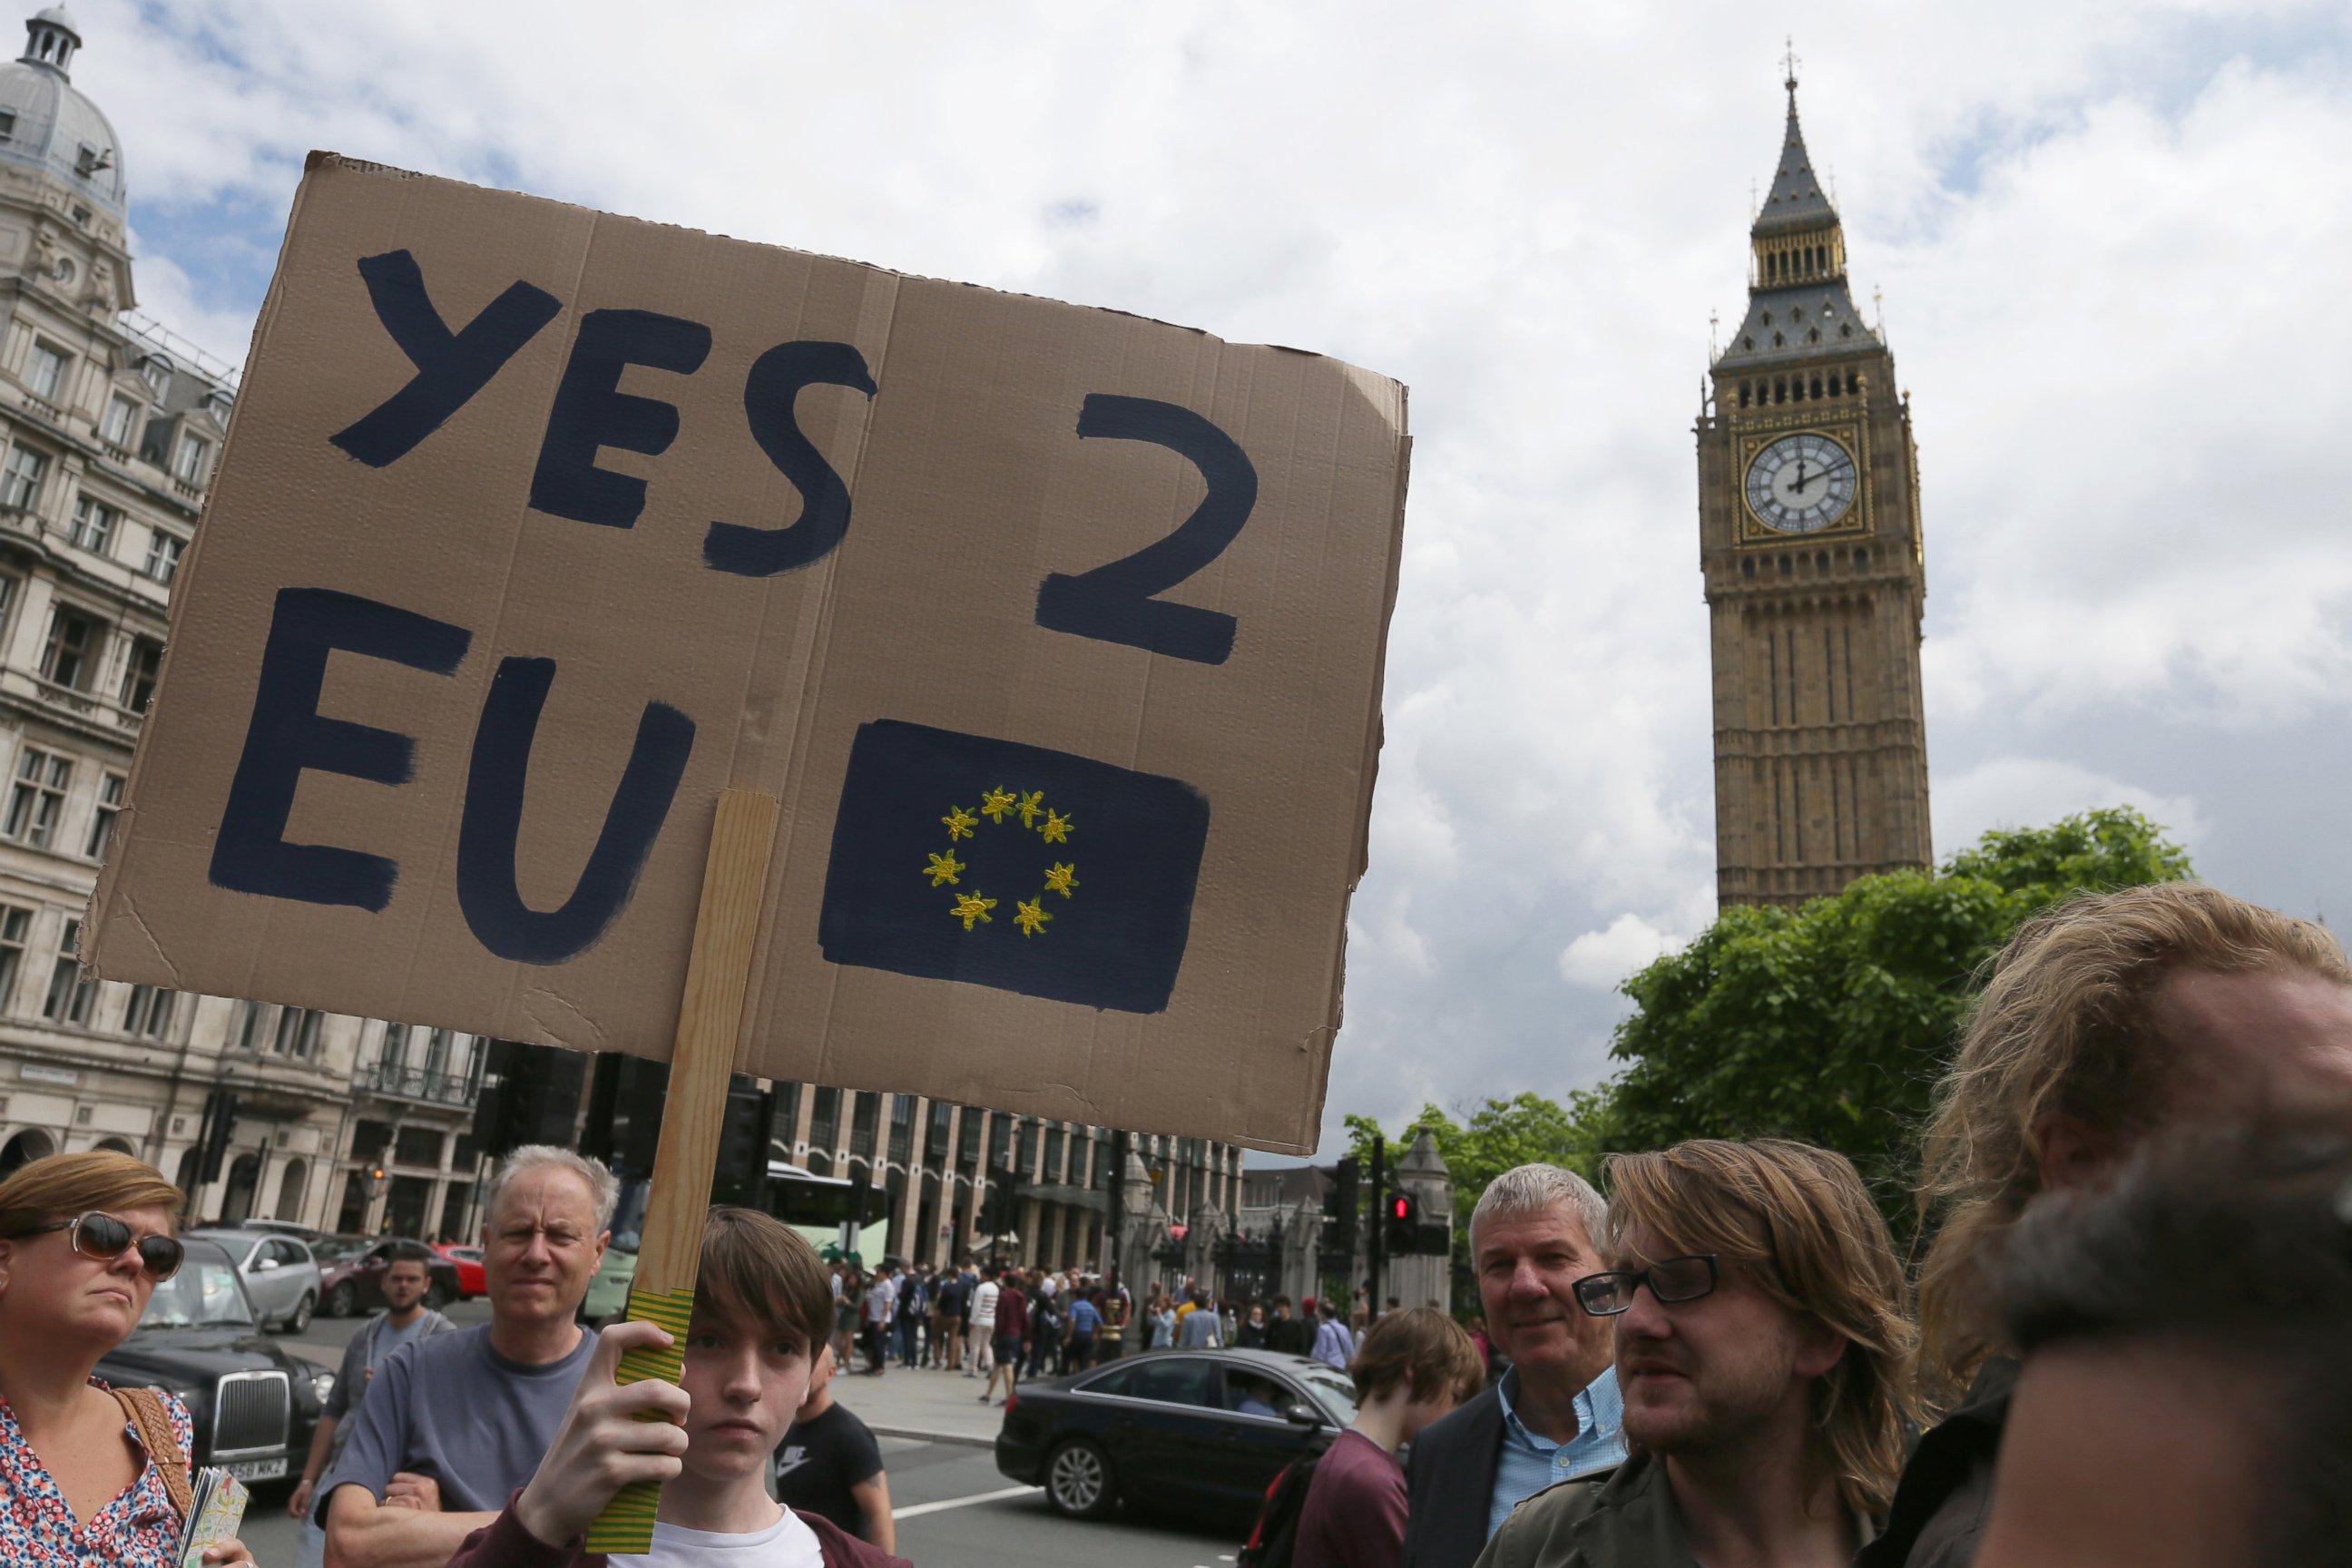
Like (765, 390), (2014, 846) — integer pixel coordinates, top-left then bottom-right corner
(358, 1058), (478, 1107)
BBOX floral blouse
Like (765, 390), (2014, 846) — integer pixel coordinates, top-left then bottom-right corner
(0, 1379), (191, 1566)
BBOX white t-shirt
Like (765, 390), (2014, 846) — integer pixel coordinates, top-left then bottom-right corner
(970, 1279), (1000, 1329)
(605, 1507), (822, 1568)
(1037, 1276), (1059, 1299)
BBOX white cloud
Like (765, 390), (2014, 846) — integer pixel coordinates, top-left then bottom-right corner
(1559, 914), (1687, 992)
(1934, 757), (2205, 860)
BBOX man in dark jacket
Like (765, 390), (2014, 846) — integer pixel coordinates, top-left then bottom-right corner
(1404, 1163), (1622, 1568)
(1863, 884), (2352, 1567)
(1265, 1295), (1311, 1357)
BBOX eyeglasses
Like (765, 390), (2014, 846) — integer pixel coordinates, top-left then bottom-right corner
(1571, 1254), (1720, 1317)
(15, 1211), (184, 1281)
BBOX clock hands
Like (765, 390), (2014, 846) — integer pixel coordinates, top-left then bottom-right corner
(1784, 457), (1853, 495)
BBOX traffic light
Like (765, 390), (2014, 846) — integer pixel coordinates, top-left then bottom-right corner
(982, 1162), (1020, 1240)
(710, 1079), (774, 1210)
(1384, 1191), (1419, 1255)
(472, 1041), (589, 1160)
(1326, 1156), (1359, 1253)
(199, 1089), (240, 1183)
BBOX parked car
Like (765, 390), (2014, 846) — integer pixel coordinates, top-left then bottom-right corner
(994, 1348), (1357, 1522)
(94, 1237), (331, 1486)
(434, 1242), (487, 1299)
(186, 1228), (322, 1334)
(581, 1233), (637, 1323)
(313, 1234), (461, 1317)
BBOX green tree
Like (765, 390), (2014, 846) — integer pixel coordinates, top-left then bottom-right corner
(1598, 807), (2191, 1228)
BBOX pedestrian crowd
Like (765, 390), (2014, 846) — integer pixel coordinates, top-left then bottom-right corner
(2, 881), (2349, 1566)
(814, 1255), (1132, 1402)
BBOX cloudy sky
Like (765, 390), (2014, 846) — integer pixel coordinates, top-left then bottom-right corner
(72, 0), (2352, 1160)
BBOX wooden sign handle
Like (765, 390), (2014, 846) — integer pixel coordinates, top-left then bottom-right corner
(585, 789), (780, 1554)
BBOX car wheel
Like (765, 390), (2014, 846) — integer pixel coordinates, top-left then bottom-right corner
(426, 1282), (454, 1310)
(1044, 1438), (1117, 1520)
(287, 1292), (315, 1334)
(327, 1281), (357, 1318)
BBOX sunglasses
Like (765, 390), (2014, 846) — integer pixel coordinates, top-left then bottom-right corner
(18, 1211), (185, 1281)
(1571, 1254), (1720, 1317)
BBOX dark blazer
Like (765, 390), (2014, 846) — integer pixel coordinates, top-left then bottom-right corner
(1403, 1383), (1505, 1568)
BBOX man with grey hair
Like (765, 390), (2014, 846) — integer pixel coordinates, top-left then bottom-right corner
(321, 1145), (613, 1568)
(1404, 1162), (1625, 1568)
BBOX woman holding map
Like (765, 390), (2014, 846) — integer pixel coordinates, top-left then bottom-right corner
(0, 1149), (256, 1566)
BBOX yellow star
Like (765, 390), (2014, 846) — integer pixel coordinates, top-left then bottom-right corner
(1041, 808), (1074, 845)
(942, 805), (978, 841)
(1014, 898), (1053, 937)
(923, 851), (965, 887)
(1017, 790), (1046, 830)
(950, 891), (997, 930)
(1044, 862), (1078, 898)
(980, 787), (1018, 825)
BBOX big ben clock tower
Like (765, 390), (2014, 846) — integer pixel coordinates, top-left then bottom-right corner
(1699, 68), (1931, 908)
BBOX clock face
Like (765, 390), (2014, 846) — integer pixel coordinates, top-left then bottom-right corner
(1745, 433), (1857, 534)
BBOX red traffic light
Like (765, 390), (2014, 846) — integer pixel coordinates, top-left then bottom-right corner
(1389, 1196), (1411, 1220)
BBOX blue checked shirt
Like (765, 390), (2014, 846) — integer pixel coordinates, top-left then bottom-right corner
(1485, 1363), (1628, 1541)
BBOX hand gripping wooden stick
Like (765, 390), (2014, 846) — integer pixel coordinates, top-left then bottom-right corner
(585, 789), (780, 1554)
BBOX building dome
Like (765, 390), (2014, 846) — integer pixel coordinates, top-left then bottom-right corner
(0, 5), (124, 216)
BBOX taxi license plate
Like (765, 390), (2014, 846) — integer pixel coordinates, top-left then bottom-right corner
(220, 1457), (287, 1482)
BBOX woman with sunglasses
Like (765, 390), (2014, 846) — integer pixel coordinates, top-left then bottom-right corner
(0, 1149), (256, 1566)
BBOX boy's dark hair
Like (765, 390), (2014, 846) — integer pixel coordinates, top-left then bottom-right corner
(694, 1205), (833, 1356)
(384, 1240), (436, 1269)
(1998, 1118), (2352, 1564)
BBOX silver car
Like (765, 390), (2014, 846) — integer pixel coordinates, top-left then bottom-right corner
(188, 1228), (321, 1333)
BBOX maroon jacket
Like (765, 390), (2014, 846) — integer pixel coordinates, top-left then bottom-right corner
(446, 1497), (911, 1568)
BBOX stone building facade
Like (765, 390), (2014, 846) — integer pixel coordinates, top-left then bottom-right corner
(1698, 76), (1932, 908)
(773, 1079), (1241, 1273)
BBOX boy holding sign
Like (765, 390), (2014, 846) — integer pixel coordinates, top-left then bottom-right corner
(446, 1207), (906, 1568)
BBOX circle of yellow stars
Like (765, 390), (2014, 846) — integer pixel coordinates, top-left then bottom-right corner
(926, 786), (1077, 937)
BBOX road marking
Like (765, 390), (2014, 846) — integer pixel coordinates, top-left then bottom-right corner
(893, 1485), (1038, 1520)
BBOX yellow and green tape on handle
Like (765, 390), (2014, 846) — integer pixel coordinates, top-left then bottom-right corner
(582, 1286), (697, 1554)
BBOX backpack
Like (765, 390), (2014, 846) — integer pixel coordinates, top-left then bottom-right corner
(1239, 1446), (1327, 1568)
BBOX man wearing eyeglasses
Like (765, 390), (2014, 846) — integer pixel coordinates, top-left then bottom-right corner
(319, 1147), (612, 1568)
(1473, 1140), (1919, 1568)
(1404, 1163), (1623, 1568)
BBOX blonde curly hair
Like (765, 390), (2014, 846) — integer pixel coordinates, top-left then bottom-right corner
(1914, 881), (2350, 1396)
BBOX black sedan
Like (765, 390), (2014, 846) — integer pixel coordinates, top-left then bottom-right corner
(995, 1348), (1357, 1522)
(94, 1237), (332, 1486)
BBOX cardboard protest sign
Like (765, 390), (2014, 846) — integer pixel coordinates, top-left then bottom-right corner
(85, 153), (1408, 1153)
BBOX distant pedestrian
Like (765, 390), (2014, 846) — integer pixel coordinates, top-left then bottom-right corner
(1180, 1289), (1225, 1348)
(985, 1272), (1029, 1405)
(1066, 1286), (1102, 1368)
(968, 1267), (1001, 1378)
(862, 1265), (896, 1375)
(776, 1345), (896, 1552)
(1311, 1298), (1356, 1371)
(1149, 1298), (1178, 1348)
(895, 1268), (927, 1367)
(1238, 1301), (1269, 1348)
(1267, 1295), (1311, 1356)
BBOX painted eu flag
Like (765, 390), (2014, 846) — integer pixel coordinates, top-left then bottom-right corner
(817, 720), (1211, 1013)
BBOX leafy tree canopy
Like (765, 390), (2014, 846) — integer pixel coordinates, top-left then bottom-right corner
(1597, 807), (2191, 1228)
